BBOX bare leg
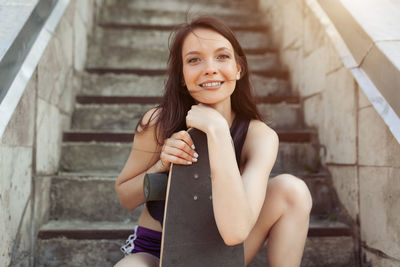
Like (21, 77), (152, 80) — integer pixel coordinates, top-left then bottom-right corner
(114, 253), (159, 267)
(244, 174), (312, 267)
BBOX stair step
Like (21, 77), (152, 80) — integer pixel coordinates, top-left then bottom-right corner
(36, 218), (355, 267)
(250, 237), (356, 267)
(85, 68), (288, 80)
(90, 28), (272, 56)
(86, 49), (280, 73)
(101, 0), (258, 14)
(70, 101), (302, 131)
(80, 72), (291, 98)
(38, 217), (351, 240)
(99, 1), (261, 29)
(47, 171), (334, 222)
(63, 129), (313, 143)
(75, 95), (300, 104)
(60, 142), (319, 174)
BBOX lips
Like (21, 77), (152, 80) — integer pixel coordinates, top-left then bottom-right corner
(199, 81), (224, 88)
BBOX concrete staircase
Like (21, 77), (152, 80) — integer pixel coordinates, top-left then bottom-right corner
(36, 0), (358, 266)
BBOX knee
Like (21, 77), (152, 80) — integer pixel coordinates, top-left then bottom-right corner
(274, 174), (313, 214)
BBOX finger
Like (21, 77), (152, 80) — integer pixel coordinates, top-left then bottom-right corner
(163, 145), (198, 163)
(160, 151), (194, 165)
(170, 131), (196, 151)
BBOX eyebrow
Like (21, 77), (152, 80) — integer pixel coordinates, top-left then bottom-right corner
(183, 47), (233, 57)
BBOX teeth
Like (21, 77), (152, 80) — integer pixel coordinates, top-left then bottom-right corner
(201, 82), (222, 87)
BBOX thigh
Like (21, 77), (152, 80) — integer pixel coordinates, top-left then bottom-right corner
(114, 253), (159, 267)
(244, 174), (305, 265)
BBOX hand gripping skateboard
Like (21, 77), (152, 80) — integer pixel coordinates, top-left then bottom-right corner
(160, 128), (245, 267)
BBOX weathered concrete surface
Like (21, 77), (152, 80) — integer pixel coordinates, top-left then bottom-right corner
(36, 98), (64, 175)
(47, 173), (333, 222)
(358, 106), (400, 167)
(87, 48), (279, 71)
(249, 236), (356, 267)
(0, 73), (36, 147)
(101, 0), (257, 11)
(322, 67), (357, 165)
(0, 146), (33, 266)
(100, 0), (259, 26)
(49, 175), (142, 222)
(257, 102), (303, 130)
(80, 73), (290, 97)
(362, 249), (400, 267)
(327, 165), (359, 222)
(36, 223), (354, 267)
(81, 73), (167, 96)
(360, 166), (400, 259)
(0, 0), (95, 266)
(71, 103), (156, 131)
(303, 93), (323, 139)
(0, 73), (36, 267)
(60, 141), (318, 174)
(36, 238), (124, 267)
(358, 84), (372, 109)
(90, 28), (271, 53)
(71, 102), (301, 131)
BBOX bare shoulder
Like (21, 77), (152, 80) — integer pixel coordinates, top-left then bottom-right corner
(132, 107), (163, 152)
(242, 120), (279, 159)
(137, 107), (161, 132)
(116, 107), (163, 186)
(248, 120), (279, 143)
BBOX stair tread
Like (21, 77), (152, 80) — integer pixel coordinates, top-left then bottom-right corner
(80, 72), (291, 98)
(74, 95), (300, 104)
(63, 128), (315, 134)
(85, 68), (289, 80)
(51, 170), (329, 180)
(62, 129), (315, 143)
(39, 216), (352, 240)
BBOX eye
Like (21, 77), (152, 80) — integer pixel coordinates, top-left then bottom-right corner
(217, 54), (231, 60)
(187, 57), (200, 64)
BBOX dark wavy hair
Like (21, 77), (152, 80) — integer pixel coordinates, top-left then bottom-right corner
(137, 16), (262, 145)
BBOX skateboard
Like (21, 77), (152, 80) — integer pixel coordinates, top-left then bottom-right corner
(159, 128), (245, 267)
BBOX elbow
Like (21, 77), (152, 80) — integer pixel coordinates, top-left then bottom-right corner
(118, 197), (136, 211)
(221, 229), (250, 247)
(115, 183), (136, 211)
(220, 216), (255, 246)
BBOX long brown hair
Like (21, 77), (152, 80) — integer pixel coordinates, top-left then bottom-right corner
(137, 16), (262, 145)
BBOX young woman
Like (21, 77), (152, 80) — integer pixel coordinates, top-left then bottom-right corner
(114, 16), (312, 267)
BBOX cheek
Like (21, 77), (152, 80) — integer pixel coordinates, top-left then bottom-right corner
(183, 67), (199, 85)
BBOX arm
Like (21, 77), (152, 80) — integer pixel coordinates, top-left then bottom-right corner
(115, 108), (198, 210)
(208, 120), (279, 245)
(186, 105), (279, 245)
(115, 109), (164, 210)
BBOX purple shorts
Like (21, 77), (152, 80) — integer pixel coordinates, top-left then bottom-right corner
(120, 225), (162, 259)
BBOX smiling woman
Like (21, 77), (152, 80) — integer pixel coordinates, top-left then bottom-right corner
(182, 28), (240, 107)
(114, 16), (312, 267)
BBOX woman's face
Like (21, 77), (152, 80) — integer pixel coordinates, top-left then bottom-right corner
(181, 28), (241, 106)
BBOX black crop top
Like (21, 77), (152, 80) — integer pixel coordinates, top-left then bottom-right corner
(146, 116), (250, 226)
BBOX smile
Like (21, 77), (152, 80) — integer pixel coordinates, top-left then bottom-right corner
(200, 81), (224, 88)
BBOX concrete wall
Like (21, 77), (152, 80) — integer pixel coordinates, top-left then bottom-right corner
(258, 0), (400, 266)
(0, 1), (95, 265)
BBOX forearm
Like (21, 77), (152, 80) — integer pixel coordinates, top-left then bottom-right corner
(206, 125), (254, 244)
(116, 160), (166, 210)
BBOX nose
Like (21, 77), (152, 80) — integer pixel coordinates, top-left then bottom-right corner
(204, 59), (218, 76)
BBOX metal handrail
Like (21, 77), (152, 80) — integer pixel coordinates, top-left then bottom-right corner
(0, 0), (58, 104)
(317, 0), (400, 143)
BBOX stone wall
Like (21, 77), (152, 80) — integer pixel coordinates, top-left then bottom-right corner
(257, 0), (400, 266)
(0, 0), (95, 265)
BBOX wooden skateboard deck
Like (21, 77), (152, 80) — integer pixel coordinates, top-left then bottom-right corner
(160, 128), (244, 267)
